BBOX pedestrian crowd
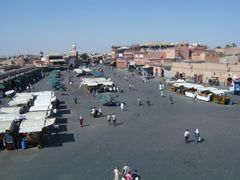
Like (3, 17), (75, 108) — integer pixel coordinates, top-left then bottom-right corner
(113, 163), (141, 180)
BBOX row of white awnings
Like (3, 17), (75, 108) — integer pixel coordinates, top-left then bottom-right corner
(73, 67), (92, 74)
(29, 91), (56, 112)
(20, 91), (56, 133)
(81, 77), (114, 87)
(0, 107), (23, 114)
(0, 111), (56, 133)
(0, 91), (56, 133)
(19, 116), (56, 133)
(8, 93), (34, 106)
(173, 82), (230, 95)
(0, 113), (21, 133)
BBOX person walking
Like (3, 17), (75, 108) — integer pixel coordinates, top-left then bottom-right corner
(160, 90), (164, 97)
(107, 114), (111, 125)
(159, 82), (165, 97)
(113, 166), (121, 180)
(125, 171), (132, 180)
(194, 128), (201, 143)
(169, 95), (173, 104)
(192, 91), (198, 101)
(74, 96), (78, 104)
(120, 102), (124, 111)
(98, 107), (102, 117)
(79, 116), (83, 127)
(137, 97), (141, 106)
(132, 169), (141, 180)
(52, 108), (57, 117)
(131, 84), (135, 91)
(184, 129), (190, 143)
(128, 83), (132, 91)
(146, 97), (150, 106)
(112, 113), (116, 126)
(122, 163), (130, 175)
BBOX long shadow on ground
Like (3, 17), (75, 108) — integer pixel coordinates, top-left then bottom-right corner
(43, 133), (75, 148)
(58, 109), (71, 116)
(56, 117), (68, 124)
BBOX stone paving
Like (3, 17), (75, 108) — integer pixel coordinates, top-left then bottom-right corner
(0, 65), (240, 180)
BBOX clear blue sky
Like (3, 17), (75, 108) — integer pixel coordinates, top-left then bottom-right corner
(0, 0), (240, 56)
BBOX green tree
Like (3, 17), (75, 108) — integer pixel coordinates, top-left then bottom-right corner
(80, 53), (89, 60)
(216, 46), (222, 49)
(231, 43), (237, 48)
(225, 44), (231, 48)
(40, 51), (44, 57)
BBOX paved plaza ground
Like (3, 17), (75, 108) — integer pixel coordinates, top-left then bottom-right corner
(0, 65), (240, 180)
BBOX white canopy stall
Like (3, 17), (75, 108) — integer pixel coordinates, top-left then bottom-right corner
(0, 120), (13, 133)
(0, 107), (24, 114)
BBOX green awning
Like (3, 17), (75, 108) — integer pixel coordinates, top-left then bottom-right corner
(0, 83), (6, 89)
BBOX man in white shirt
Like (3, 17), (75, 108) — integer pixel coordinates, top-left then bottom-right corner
(107, 114), (111, 125)
(184, 130), (190, 143)
(120, 102), (124, 111)
(53, 109), (57, 117)
(112, 113), (116, 126)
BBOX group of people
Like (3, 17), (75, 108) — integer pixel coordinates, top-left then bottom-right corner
(184, 129), (202, 143)
(91, 107), (102, 118)
(113, 163), (141, 180)
(137, 97), (150, 106)
(128, 83), (135, 91)
(107, 113), (117, 125)
(26, 84), (34, 92)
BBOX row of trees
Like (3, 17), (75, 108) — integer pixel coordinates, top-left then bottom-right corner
(216, 43), (238, 49)
(225, 43), (237, 48)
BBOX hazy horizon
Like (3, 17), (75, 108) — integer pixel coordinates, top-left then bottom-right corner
(1, 0), (240, 56)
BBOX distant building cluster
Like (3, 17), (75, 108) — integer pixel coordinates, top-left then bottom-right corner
(111, 42), (240, 86)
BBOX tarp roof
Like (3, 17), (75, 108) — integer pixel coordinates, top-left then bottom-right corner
(0, 107), (23, 114)
(19, 119), (45, 133)
(92, 70), (104, 77)
(23, 111), (49, 120)
(102, 81), (114, 86)
(81, 77), (112, 86)
(96, 93), (113, 102)
(45, 118), (56, 127)
(8, 92), (34, 106)
(0, 113), (20, 121)
(0, 120), (13, 133)
(173, 82), (229, 95)
(19, 117), (56, 133)
(31, 91), (54, 97)
(0, 83), (5, 89)
(29, 105), (53, 112)
(74, 68), (84, 74)
(8, 98), (30, 106)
